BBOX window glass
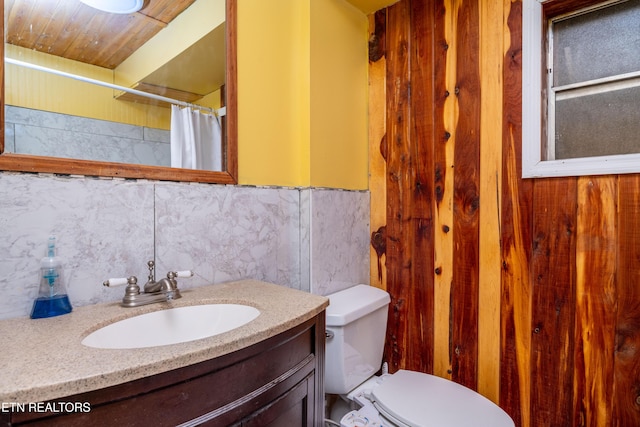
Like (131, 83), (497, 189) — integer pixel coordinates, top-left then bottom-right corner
(555, 85), (640, 159)
(552, 0), (640, 86)
(550, 0), (640, 161)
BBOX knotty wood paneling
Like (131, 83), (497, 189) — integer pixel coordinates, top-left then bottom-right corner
(574, 176), (617, 426)
(529, 178), (576, 426)
(369, 10), (388, 289)
(614, 175), (640, 426)
(477, 0), (504, 403)
(384, 0), (415, 373)
(407, 0), (436, 375)
(450, 0), (481, 390)
(499, 1), (532, 425)
(432, 0), (453, 381)
(382, 0), (435, 375)
(369, 0), (640, 426)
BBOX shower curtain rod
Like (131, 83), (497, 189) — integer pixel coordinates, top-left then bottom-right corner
(5, 57), (226, 117)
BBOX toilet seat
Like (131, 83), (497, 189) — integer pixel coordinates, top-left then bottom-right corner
(369, 370), (514, 427)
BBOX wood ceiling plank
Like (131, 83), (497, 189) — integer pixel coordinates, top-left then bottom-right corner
(5, 0), (197, 69)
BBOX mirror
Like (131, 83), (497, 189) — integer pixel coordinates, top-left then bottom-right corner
(0, 0), (237, 184)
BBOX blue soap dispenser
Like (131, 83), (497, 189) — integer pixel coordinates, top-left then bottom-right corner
(30, 236), (73, 319)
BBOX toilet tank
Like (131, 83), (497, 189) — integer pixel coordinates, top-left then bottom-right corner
(325, 284), (391, 395)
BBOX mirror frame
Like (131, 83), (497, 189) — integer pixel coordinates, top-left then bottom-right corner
(0, 0), (237, 184)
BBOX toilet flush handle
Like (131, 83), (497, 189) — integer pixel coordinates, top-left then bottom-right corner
(325, 330), (334, 340)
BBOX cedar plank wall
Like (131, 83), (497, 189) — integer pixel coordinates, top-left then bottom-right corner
(368, 0), (640, 426)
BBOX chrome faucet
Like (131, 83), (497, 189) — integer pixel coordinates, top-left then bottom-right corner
(103, 261), (193, 307)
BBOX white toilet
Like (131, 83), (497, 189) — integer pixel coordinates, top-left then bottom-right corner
(325, 284), (515, 427)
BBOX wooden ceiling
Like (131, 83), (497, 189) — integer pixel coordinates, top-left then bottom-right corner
(4, 0), (197, 69)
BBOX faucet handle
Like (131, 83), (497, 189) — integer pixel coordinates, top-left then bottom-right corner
(174, 270), (194, 278)
(104, 276), (141, 305)
(103, 277), (133, 287)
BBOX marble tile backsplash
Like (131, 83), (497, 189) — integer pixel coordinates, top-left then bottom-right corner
(305, 189), (370, 296)
(5, 106), (171, 167)
(153, 183), (302, 291)
(0, 172), (370, 319)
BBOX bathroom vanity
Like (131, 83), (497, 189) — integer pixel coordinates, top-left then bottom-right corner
(0, 280), (328, 426)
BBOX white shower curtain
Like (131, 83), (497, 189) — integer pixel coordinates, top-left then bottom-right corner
(170, 105), (222, 171)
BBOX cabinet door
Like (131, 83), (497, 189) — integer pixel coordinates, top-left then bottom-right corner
(241, 374), (315, 427)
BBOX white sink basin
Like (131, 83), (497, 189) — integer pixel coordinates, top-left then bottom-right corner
(82, 304), (260, 349)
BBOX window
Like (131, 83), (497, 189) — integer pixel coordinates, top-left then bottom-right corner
(522, 0), (640, 178)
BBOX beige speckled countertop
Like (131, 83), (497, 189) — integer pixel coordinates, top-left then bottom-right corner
(0, 280), (328, 403)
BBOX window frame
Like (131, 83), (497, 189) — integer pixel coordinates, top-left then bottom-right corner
(522, 0), (640, 178)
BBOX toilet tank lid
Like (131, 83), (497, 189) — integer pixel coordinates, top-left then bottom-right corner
(326, 284), (390, 326)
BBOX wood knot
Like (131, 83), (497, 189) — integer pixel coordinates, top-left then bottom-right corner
(371, 227), (387, 257)
(379, 134), (388, 162)
(369, 34), (384, 62)
(371, 226), (387, 282)
(435, 186), (444, 203)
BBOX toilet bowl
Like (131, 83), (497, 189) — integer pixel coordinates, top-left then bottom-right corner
(325, 285), (514, 427)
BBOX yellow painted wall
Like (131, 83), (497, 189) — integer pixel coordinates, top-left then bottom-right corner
(309, 0), (368, 189)
(237, 0), (311, 187)
(5, 44), (170, 128)
(237, 0), (369, 189)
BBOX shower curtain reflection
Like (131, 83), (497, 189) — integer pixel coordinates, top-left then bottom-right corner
(170, 105), (222, 171)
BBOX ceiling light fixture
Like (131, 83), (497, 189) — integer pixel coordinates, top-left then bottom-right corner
(79, 0), (144, 14)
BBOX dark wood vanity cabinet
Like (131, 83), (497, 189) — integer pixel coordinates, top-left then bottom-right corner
(2, 313), (325, 427)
